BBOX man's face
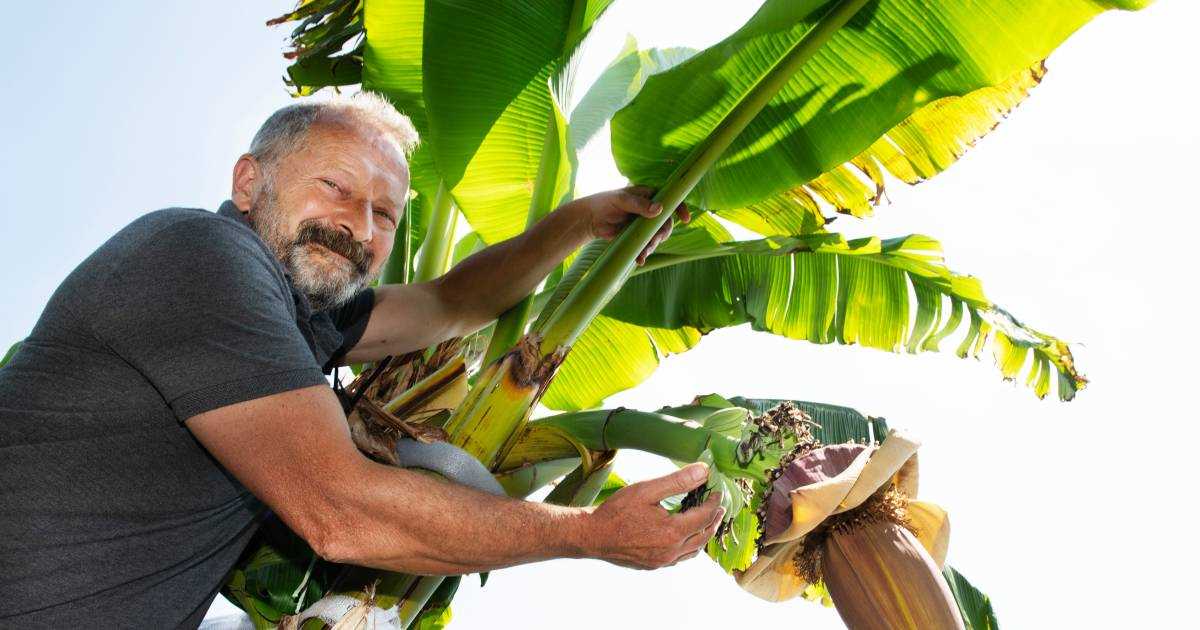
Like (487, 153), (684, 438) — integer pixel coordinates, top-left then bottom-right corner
(246, 122), (410, 311)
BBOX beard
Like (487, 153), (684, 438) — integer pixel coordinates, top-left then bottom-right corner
(247, 184), (377, 312)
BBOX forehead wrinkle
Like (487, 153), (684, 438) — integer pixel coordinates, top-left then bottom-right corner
(298, 122), (410, 206)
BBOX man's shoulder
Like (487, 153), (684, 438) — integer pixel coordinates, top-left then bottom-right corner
(119, 206), (263, 251)
(105, 206), (277, 273)
(71, 205), (289, 308)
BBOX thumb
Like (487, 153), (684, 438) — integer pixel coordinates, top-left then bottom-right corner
(640, 462), (708, 503)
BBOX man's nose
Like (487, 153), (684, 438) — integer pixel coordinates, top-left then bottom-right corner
(335, 200), (374, 244)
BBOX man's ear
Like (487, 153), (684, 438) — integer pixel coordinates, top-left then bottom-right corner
(231, 154), (262, 212)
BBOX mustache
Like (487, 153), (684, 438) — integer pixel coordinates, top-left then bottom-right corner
(293, 220), (373, 275)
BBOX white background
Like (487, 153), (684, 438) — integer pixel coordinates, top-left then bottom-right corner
(1, 2), (1195, 628)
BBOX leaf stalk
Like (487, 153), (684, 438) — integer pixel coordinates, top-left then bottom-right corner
(533, 0), (872, 354)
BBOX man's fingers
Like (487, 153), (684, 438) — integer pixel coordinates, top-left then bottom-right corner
(681, 523), (721, 557)
(654, 220), (673, 241)
(633, 462), (708, 503)
(636, 222), (674, 265)
(675, 203), (691, 224)
(680, 500), (725, 549)
(613, 190), (660, 219)
(677, 488), (724, 530)
(623, 185), (655, 197)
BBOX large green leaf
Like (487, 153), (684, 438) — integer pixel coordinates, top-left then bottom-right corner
(361, 0), (445, 216)
(362, 0), (426, 134)
(222, 520), (335, 625)
(944, 566), (1000, 629)
(418, 0), (614, 244)
(611, 0), (1147, 224)
(423, 0), (613, 185)
(605, 233), (1084, 400)
(536, 216), (729, 411)
(568, 37), (696, 158)
(542, 315), (700, 411)
(717, 60), (1048, 235)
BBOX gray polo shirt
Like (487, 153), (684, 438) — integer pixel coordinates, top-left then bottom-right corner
(0, 201), (374, 628)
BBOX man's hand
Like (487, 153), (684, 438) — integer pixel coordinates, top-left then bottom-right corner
(582, 462), (725, 569)
(570, 186), (691, 265)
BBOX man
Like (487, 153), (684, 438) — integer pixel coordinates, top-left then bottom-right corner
(0, 93), (724, 628)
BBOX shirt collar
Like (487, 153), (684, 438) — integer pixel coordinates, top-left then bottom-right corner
(217, 199), (249, 225)
(216, 200), (295, 284)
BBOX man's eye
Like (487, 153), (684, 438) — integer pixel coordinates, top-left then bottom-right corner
(321, 178), (339, 191)
(374, 210), (396, 227)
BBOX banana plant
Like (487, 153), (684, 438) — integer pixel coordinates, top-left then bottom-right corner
(441, 0), (1141, 474)
(229, 0), (1149, 627)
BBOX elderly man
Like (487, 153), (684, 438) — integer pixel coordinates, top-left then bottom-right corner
(0, 93), (723, 628)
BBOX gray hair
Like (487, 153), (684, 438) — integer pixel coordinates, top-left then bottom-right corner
(247, 92), (419, 174)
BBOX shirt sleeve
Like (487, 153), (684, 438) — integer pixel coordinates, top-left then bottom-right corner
(89, 214), (329, 422)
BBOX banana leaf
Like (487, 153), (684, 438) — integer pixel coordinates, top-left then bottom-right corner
(413, 0), (614, 244)
(540, 216), (730, 410)
(544, 230), (1081, 410)
(568, 36), (696, 159)
(609, 233), (1083, 401)
(362, 0), (425, 133)
(269, 0), (364, 97)
(610, 0), (1148, 231)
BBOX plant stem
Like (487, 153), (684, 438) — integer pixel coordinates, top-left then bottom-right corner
(398, 576), (444, 629)
(495, 457), (581, 498)
(478, 0), (591, 368)
(441, 349), (544, 467)
(506, 408), (771, 485)
(382, 355), (466, 416)
(380, 195), (414, 285)
(533, 0), (871, 355)
(544, 453), (615, 507)
(412, 180), (457, 283)
(479, 116), (566, 368)
(447, 0), (868, 485)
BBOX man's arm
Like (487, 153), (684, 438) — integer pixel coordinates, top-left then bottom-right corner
(342, 188), (687, 363)
(186, 384), (724, 575)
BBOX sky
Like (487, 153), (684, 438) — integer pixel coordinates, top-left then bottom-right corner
(2, 1), (1196, 628)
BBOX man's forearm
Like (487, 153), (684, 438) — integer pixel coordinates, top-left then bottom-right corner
(322, 457), (592, 575)
(434, 202), (592, 333)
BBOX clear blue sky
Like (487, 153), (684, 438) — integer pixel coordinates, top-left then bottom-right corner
(1, 2), (299, 346)
(2, 2), (1196, 628)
